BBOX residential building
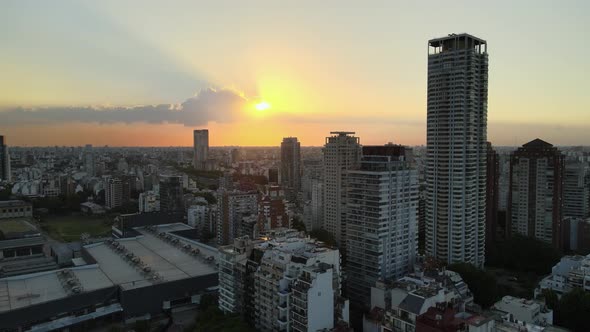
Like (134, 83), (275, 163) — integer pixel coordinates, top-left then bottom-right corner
(258, 187), (289, 232)
(492, 296), (553, 326)
(0, 200), (33, 219)
(346, 144), (419, 309)
(563, 217), (590, 253)
(425, 34), (488, 266)
(105, 177), (123, 209)
(508, 139), (565, 249)
(218, 233), (348, 332)
(302, 160), (323, 232)
(216, 190), (258, 245)
(363, 267), (474, 332)
(188, 199), (210, 233)
(84, 144), (95, 177)
(0, 135), (11, 182)
(323, 131), (361, 247)
(563, 161), (590, 219)
(281, 137), (302, 200)
(193, 129), (209, 170)
(159, 175), (184, 213)
(486, 143), (500, 251)
(535, 253), (590, 297)
(139, 190), (160, 213)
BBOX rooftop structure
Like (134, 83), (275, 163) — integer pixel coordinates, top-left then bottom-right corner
(536, 253), (590, 297)
(0, 223), (218, 330)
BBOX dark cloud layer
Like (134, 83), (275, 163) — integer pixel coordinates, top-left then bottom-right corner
(0, 88), (247, 126)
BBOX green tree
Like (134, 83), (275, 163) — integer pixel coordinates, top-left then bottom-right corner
(487, 235), (561, 275)
(291, 216), (306, 232)
(309, 229), (337, 247)
(554, 288), (590, 332)
(448, 263), (499, 308)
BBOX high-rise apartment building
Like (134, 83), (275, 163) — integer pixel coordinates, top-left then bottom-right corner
(323, 132), (361, 246)
(105, 177), (122, 209)
(159, 175), (184, 213)
(218, 233), (348, 332)
(425, 34), (488, 266)
(216, 190), (258, 245)
(563, 160), (590, 219)
(486, 142), (500, 250)
(193, 129), (209, 170)
(508, 139), (564, 249)
(0, 135), (11, 182)
(84, 144), (95, 177)
(346, 144), (418, 309)
(280, 137), (301, 198)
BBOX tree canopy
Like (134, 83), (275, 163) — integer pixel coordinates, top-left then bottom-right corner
(486, 235), (561, 275)
(448, 263), (499, 308)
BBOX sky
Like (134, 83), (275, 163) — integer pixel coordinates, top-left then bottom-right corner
(1, 0), (589, 147)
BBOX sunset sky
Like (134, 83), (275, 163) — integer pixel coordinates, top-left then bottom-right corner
(1, 0), (589, 147)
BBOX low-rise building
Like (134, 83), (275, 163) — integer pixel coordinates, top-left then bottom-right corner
(0, 200), (33, 219)
(0, 223), (218, 331)
(536, 253), (590, 297)
(492, 296), (552, 326)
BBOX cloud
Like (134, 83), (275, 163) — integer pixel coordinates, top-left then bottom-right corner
(0, 88), (247, 126)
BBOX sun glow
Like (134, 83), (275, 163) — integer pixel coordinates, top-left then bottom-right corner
(255, 101), (271, 111)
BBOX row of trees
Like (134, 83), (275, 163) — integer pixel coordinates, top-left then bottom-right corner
(543, 288), (590, 332)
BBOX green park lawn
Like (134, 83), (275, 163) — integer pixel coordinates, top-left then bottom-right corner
(42, 215), (113, 242)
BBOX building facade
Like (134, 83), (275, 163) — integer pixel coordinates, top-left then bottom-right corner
(508, 139), (564, 249)
(193, 129), (209, 170)
(323, 132), (361, 247)
(346, 144), (419, 309)
(486, 143), (500, 250)
(105, 177), (123, 209)
(0, 135), (11, 182)
(159, 175), (185, 213)
(281, 137), (302, 198)
(425, 33), (488, 266)
(218, 233), (348, 332)
(216, 190), (258, 245)
(563, 160), (590, 219)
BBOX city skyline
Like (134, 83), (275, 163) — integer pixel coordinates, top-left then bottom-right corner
(1, 1), (590, 147)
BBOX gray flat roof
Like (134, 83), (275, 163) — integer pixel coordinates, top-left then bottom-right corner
(0, 265), (114, 313)
(84, 225), (217, 290)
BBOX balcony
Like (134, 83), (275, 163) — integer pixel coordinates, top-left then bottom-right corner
(277, 289), (290, 297)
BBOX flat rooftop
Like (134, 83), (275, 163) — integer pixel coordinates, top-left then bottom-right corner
(85, 224), (217, 290)
(0, 265), (114, 313)
(0, 218), (38, 235)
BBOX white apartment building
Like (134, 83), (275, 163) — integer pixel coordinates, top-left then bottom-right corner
(187, 201), (210, 232)
(425, 34), (488, 266)
(536, 253), (590, 297)
(218, 233), (348, 332)
(322, 132), (361, 247)
(138, 190), (160, 212)
(346, 145), (419, 308)
(492, 296), (553, 326)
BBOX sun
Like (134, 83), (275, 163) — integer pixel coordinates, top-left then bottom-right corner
(255, 101), (271, 111)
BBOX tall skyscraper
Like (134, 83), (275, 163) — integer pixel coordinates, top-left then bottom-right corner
(425, 34), (488, 266)
(563, 160), (590, 219)
(193, 129), (209, 170)
(486, 142), (500, 250)
(105, 177), (123, 209)
(159, 175), (185, 213)
(322, 131), (361, 246)
(0, 135), (10, 182)
(280, 137), (301, 197)
(346, 144), (418, 309)
(84, 144), (95, 177)
(508, 139), (564, 249)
